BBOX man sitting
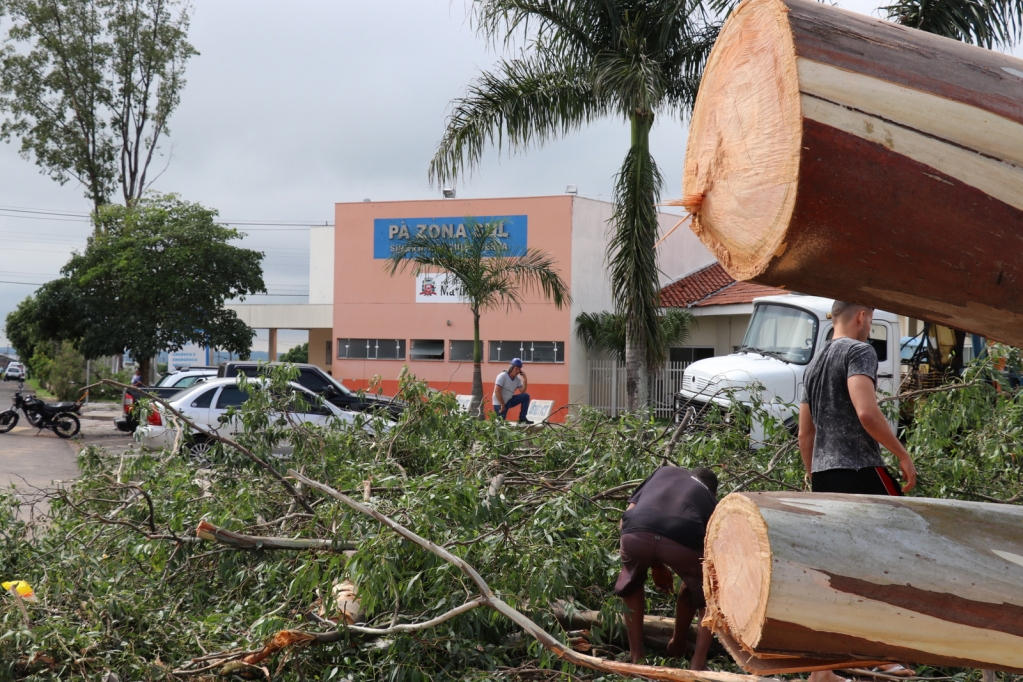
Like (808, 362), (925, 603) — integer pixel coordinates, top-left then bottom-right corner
(492, 358), (530, 422)
(615, 466), (718, 669)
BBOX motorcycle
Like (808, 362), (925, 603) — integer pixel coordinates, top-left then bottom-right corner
(0, 382), (81, 438)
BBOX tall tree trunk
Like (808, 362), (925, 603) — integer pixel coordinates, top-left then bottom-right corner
(470, 310), (484, 418)
(611, 111), (663, 412)
(138, 355), (152, 386)
(703, 491), (1023, 674)
(682, 0), (1023, 344)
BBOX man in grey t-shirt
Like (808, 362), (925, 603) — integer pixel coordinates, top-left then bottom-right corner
(800, 301), (918, 682)
(799, 301), (916, 496)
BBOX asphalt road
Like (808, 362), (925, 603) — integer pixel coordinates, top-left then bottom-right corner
(0, 380), (135, 505)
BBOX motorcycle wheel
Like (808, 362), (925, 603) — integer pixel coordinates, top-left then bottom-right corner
(53, 412), (80, 439)
(0, 410), (18, 434)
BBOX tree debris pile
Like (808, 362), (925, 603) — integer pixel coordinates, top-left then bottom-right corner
(0, 362), (1021, 680)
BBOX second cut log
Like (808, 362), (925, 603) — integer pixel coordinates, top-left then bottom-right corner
(702, 492), (1023, 674)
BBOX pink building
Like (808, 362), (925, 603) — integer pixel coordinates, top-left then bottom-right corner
(330, 195), (713, 420)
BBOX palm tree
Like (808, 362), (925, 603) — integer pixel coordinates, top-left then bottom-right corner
(429, 0), (719, 412)
(385, 219), (570, 417)
(575, 308), (694, 366)
(878, 0), (1022, 47)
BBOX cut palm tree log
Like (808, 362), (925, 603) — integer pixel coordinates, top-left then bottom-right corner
(703, 492), (1023, 674)
(682, 0), (1023, 345)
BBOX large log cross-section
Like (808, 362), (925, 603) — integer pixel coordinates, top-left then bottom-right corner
(682, 0), (1023, 344)
(702, 492), (1023, 674)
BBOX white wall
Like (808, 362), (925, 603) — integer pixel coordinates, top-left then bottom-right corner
(310, 225), (335, 305)
(568, 197), (616, 406)
(685, 314), (753, 356)
(655, 214), (716, 286)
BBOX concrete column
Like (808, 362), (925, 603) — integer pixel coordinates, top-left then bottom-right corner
(268, 328), (278, 362)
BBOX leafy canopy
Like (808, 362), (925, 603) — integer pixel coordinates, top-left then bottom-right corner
(34, 194), (265, 366)
(0, 0), (196, 211)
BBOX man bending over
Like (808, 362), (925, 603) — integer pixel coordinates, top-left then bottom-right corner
(615, 466), (718, 669)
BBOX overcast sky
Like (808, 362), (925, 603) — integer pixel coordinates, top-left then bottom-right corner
(0, 0), (1018, 354)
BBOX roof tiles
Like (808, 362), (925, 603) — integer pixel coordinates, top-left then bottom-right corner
(659, 263), (786, 308)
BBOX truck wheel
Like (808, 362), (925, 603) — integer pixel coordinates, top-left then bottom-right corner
(784, 417), (799, 438)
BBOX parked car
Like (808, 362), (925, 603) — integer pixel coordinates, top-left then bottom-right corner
(3, 362), (25, 382)
(134, 377), (390, 459)
(218, 362), (403, 419)
(116, 368), (219, 433)
(154, 366), (218, 389)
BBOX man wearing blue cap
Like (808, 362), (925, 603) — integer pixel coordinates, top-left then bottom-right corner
(493, 358), (531, 422)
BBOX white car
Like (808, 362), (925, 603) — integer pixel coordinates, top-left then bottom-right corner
(154, 367), (218, 389)
(3, 362), (25, 381)
(135, 377), (389, 458)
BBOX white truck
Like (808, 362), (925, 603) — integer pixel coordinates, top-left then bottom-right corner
(675, 294), (900, 444)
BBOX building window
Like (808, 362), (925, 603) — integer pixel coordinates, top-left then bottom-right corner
(669, 347), (715, 364)
(488, 341), (565, 364)
(410, 339), (445, 361)
(449, 340), (480, 362)
(337, 338), (406, 360)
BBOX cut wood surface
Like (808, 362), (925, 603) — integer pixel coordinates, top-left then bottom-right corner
(682, 0), (1023, 344)
(703, 492), (1023, 674)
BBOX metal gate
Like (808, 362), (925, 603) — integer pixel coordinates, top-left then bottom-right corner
(588, 360), (690, 419)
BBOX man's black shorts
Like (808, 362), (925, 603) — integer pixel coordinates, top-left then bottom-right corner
(812, 466), (903, 496)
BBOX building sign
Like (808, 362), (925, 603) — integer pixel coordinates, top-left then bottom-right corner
(373, 215), (528, 259)
(415, 272), (467, 303)
(168, 343), (208, 371)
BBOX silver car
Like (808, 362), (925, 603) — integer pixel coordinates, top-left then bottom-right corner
(134, 377), (389, 458)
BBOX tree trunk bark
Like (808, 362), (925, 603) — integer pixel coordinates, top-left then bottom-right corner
(702, 492), (1023, 674)
(471, 311), (484, 419)
(624, 323), (648, 411)
(682, 0), (1023, 345)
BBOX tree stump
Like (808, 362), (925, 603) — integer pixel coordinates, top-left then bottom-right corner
(703, 492), (1023, 673)
(682, 0), (1023, 344)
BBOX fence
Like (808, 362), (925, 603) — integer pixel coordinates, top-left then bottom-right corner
(588, 360), (691, 420)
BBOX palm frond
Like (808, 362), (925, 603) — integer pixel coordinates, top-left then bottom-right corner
(882, 0), (1023, 48)
(429, 55), (608, 184)
(575, 308), (695, 365)
(607, 130), (665, 363)
(385, 218), (570, 315)
(575, 310), (627, 362)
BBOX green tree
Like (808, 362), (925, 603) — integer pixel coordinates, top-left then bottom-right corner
(575, 308), (694, 365)
(279, 342), (308, 364)
(385, 219), (570, 416)
(879, 0), (1022, 47)
(34, 194), (265, 380)
(429, 0), (718, 412)
(0, 0), (196, 214)
(4, 295), (44, 373)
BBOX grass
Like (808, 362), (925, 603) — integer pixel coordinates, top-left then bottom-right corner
(24, 377), (56, 399)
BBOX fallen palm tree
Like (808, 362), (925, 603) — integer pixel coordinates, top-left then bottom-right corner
(681, 0), (1023, 344)
(703, 492), (1023, 674)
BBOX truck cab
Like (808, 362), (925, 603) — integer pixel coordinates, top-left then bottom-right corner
(675, 294), (900, 444)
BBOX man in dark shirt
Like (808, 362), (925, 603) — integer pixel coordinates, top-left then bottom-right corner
(615, 465), (718, 668)
(799, 301), (917, 682)
(799, 301), (916, 495)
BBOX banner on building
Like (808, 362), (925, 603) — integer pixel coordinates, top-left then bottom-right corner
(168, 343), (208, 371)
(373, 215), (527, 259)
(415, 272), (467, 303)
